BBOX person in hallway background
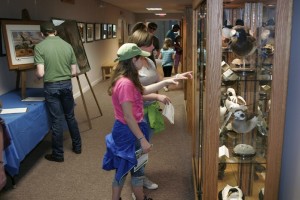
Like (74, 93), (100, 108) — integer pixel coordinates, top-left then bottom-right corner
(165, 24), (180, 44)
(131, 22), (147, 34)
(159, 38), (176, 92)
(235, 19), (244, 26)
(34, 21), (82, 163)
(0, 121), (6, 191)
(173, 35), (183, 74)
(147, 22), (160, 67)
(130, 22), (160, 67)
(0, 117), (11, 191)
(102, 43), (183, 200)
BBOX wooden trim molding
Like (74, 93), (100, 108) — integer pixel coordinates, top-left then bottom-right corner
(264, 0), (293, 199)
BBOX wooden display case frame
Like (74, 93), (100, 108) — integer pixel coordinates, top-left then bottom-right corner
(190, 0), (293, 199)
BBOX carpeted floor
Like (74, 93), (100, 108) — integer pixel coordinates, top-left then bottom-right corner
(0, 78), (194, 200)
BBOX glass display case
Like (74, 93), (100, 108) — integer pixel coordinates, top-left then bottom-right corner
(192, 0), (293, 199)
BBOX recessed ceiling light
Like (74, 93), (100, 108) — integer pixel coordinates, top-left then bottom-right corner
(155, 13), (166, 16)
(146, 8), (162, 11)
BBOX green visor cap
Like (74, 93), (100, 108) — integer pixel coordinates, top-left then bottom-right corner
(115, 43), (150, 61)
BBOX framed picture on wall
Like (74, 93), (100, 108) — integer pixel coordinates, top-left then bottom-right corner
(101, 23), (107, 39)
(107, 24), (112, 39)
(61, 0), (75, 4)
(77, 22), (86, 43)
(2, 20), (44, 70)
(86, 23), (94, 42)
(94, 23), (101, 41)
(112, 24), (117, 38)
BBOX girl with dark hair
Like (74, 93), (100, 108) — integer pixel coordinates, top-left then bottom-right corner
(103, 43), (183, 200)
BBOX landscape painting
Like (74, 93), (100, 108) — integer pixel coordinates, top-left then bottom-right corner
(2, 20), (44, 70)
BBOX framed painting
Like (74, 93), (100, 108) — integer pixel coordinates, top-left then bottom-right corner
(61, 0), (75, 4)
(107, 24), (112, 39)
(112, 24), (117, 38)
(54, 20), (91, 74)
(86, 23), (94, 42)
(101, 23), (107, 39)
(94, 23), (101, 41)
(77, 22), (86, 43)
(2, 20), (44, 70)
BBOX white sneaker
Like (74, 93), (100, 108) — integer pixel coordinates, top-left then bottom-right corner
(143, 176), (158, 190)
(132, 193), (136, 200)
(163, 87), (168, 92)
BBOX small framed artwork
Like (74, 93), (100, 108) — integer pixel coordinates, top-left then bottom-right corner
(77, 22), (86, 43)
(112, 24), (117, 38)
(2, 20), (44, 70)
(61, 0), (75, 4)
(94, 23), (101, 41)
(101, 23), (107, 39)
(107, 24), (112, 39)
(86, 23), (94, 42)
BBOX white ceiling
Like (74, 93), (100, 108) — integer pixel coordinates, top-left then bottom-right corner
(100, 0), (193, 14)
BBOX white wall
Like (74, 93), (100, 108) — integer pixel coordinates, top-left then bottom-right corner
(0, 0), (136, 97)
(279, 0), (300, 199)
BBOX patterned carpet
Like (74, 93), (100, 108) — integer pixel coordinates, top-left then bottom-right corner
(0, 78), (194, 200)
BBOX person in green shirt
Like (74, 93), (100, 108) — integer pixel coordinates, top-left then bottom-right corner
(34, 21), (81, 162)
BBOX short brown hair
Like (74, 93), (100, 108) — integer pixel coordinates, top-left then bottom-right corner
(128, 29), (153, 48)
(147, 22), (157, 30)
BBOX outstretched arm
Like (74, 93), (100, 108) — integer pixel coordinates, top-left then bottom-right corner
(143, 79), (178, 94)
(143, 93), (171, 105)
(163, 71), (193, 80)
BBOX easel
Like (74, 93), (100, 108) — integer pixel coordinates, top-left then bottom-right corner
(75, 72), (103, 129)
(16, 69), (30, 100)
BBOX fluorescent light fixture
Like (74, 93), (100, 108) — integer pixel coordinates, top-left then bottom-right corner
(146, 8), (162, 11)
(155, 13), (167, 16)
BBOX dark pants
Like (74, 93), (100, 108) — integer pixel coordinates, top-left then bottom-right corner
(44, 80), (81, 158)
(162, 65), (173, 77)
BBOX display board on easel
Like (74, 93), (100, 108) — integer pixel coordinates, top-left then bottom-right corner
(2, 19), (102, 129)
(52, 19), (91, 74)
(1, 20), (44, 99)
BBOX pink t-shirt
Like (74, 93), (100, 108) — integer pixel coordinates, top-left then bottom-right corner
(112, 77), (144, 124)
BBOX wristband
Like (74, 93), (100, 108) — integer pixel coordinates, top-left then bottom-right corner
(175, 74), (179, 78)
